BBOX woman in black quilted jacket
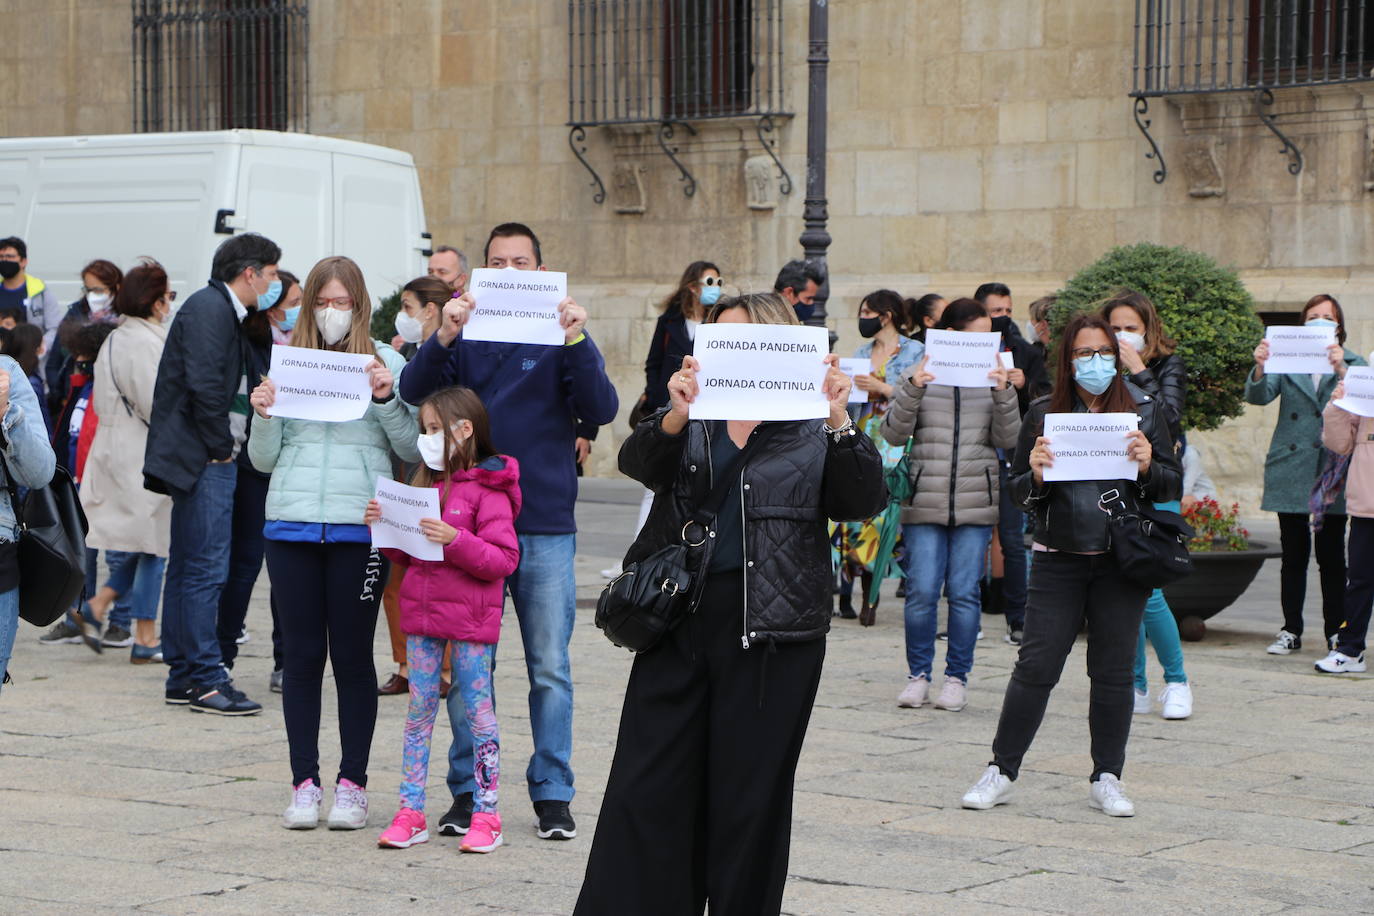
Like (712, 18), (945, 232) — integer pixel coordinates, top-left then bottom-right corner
(575, 293), (887, 916)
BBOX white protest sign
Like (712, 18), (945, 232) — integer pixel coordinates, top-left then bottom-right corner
(690, 324), (830, 421)
(998, 350), (1016, 371)
(838, 358), (872, 403)
(1264, 325), (1336, 375)
(463, 267), (567, 346)
(371, 477), (443, 562)
(923, 329), (1001, 388)
(1043, 412), (1139, 483)
(268, 345), (374, 422)
(1334, 367), (1374, 418)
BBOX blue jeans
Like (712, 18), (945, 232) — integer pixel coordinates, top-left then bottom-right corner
(0, 587), (18, 693)
(902, 523), (993, 682)
(104, 551), (166, 621)
(162, 462), (237, 690)
(997, 454), (1028, 629)
(1134, 500), (1188, 691)
(448, 532), (576, 804)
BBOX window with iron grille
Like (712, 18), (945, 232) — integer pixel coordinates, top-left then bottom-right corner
(567, 0), (787, 126)
(131, 0), (309, 133)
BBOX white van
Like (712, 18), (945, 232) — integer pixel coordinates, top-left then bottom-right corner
(0, 129), (431, 307)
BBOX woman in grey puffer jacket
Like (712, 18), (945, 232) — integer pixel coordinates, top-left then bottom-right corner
(881, 298), (1020, 712)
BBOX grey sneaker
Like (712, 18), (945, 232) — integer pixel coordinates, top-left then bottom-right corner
(101, 625), (134, 648)
(269, 669), (284, 693)
(39, 618), (82, 645)
(933, 677), (967, 712)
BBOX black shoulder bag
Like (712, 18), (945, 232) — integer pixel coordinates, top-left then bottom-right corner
(1097, 488), (1194, 588)
(2, 453), (89, 627)
(596, 427), (772, 653)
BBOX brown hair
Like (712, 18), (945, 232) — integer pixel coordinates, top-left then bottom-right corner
(706, 291), (799, 326)
(1100, 288), (1176, 360)
(1302, 294), (1347, 346)
(660, 261), (721, 321)
(410, 387), (498, 506)
(402, 275), (453, 312)
(1049, 313), (1139, 415)
(113, 258), (168, 320)
(291, 256), (377, 355)
(1028, 295), (1056, 324)
(6, 323), (42, 376)
(81, 259), (123, 296)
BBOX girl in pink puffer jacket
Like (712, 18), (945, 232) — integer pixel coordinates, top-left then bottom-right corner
(366, 387), (521, 854)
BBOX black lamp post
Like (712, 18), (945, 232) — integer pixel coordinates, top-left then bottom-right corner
(799, 0), (831, 336)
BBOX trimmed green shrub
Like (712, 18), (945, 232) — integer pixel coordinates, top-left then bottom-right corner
(370, 288), (402, 342)
(1052, 243), (1264, 432)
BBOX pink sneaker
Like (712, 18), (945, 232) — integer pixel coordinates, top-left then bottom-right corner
(460, 811), (503, 853)
(377, 807), (429, 849)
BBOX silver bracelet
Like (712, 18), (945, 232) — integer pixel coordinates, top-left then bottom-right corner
(823, 416), (856, 439)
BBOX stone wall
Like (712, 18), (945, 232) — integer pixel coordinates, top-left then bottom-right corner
(5, 0), (1374, 513)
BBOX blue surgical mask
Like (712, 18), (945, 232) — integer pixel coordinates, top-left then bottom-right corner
(258, 279), (283, 311)
(279, 305), (299, 332)
(1073, 353), (1118, 396)
(1306, 317), (1337, 328)
(699, 284), (722, 307)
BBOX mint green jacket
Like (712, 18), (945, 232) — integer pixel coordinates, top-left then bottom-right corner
(248, 342), (420, 525)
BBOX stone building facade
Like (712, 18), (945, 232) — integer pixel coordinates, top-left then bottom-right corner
(5, 0), (1374, 510)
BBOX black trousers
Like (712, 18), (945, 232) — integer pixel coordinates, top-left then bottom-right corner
(1277, 511), (1347, 641)
(990, 551), (1149, 783)
(574, 573), (826, 916)
(265, 540), (386, 788)
(217, 467), (268, 669)
(1336, 516), (1374, 656)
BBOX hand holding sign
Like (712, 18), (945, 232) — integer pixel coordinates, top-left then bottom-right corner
(1332, 366), (1374, 417)
(250, 377), (276, 419)
(436, 292), (474, 346)
(368, 360), (394, 400)
(558, 296), (588, 344)
(821, 355), (852, 426)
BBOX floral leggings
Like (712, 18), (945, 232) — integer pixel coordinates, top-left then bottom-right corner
(401, 635), (500, 813)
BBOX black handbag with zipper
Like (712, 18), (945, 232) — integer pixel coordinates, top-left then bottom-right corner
(2, 455), (89, 627)
(1097, 488), (1194, 588)
(597, 426), (772, 653)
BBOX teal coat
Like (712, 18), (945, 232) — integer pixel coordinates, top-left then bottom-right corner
(1244, 347), (1365, 514)
(248, 342), (420, 524)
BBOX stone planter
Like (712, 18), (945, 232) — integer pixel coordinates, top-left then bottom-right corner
(1162, 541), (1282, 640)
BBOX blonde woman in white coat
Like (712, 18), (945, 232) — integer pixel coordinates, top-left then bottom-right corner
(79, 260), (173, 663)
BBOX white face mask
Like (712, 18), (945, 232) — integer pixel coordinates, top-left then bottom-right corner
(315, 306), (353, 345)
(416, 430), (447, 470)
(1116, 330), (1146, 352)
(395, 309), (424, 344)
(87, 292), (111, 312)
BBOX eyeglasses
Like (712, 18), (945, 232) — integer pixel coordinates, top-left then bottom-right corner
(1070, 347), (1116, 360)
(316, 296), (353, 309)
(82, 286), (111, 296)
(701, 276), (724, 287)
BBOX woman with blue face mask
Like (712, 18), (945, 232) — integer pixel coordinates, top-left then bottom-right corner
(1104, 290), (1193, 721)
(1247, 294), (1365, 657)
(962, 312), (1180, 819)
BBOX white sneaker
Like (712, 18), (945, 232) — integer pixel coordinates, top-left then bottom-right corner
(1159, 682), (1193, 719)
(600, 565), (622, 580)
(933, 677), (967, 711)
(1315, 650), (1367, 674)
(1267, 630), (1301, 655)
(327, 778), (369, 829)
(1133, 688), (1152, 715)
(1089, 774), (1135, 817)
(283, 780), (322, 829)
(961, 765), (1013, 810)
(897, 676), (929, 708)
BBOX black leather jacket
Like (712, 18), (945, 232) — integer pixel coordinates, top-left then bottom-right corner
(619, 410), (887, 645)
(1126, 352), (1187, 443)
(1011, 382), (1182, 553)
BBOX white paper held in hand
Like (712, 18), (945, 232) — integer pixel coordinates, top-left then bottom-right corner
(371, 477), (444, 562)
(1333, 366), (1374, 418)
(923, 329), (1002, 388)
(1264, 325), (1336, 375)
(998, 350), (1016, 371)
(1042, 412), (1139, 482)
(690, 324), (831, 421)
(837, 357), (873, 404)
(463, 267), (567, 346)
(268, 344), (374, 422)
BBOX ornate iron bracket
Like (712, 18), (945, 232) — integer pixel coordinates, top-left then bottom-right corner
(753, 115), (794, 196)
(1254, 89), (1304, 176)
(1132, 97), (1168, 184)
(567, 126), (606, 205)
(657, 120), (699, 197)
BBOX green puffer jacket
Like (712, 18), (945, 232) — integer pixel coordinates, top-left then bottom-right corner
(249, 342), (420, 524)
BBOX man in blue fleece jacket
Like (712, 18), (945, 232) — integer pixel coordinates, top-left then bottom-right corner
(398, 222), (618, 841)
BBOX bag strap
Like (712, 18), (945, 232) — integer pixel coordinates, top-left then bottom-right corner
(104, 336), (149, 429)
(0, 450), (22, 530)
(681, 424), (777, 544)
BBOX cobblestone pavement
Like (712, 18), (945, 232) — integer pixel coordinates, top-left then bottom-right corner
(2, 480), (1372, 914)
